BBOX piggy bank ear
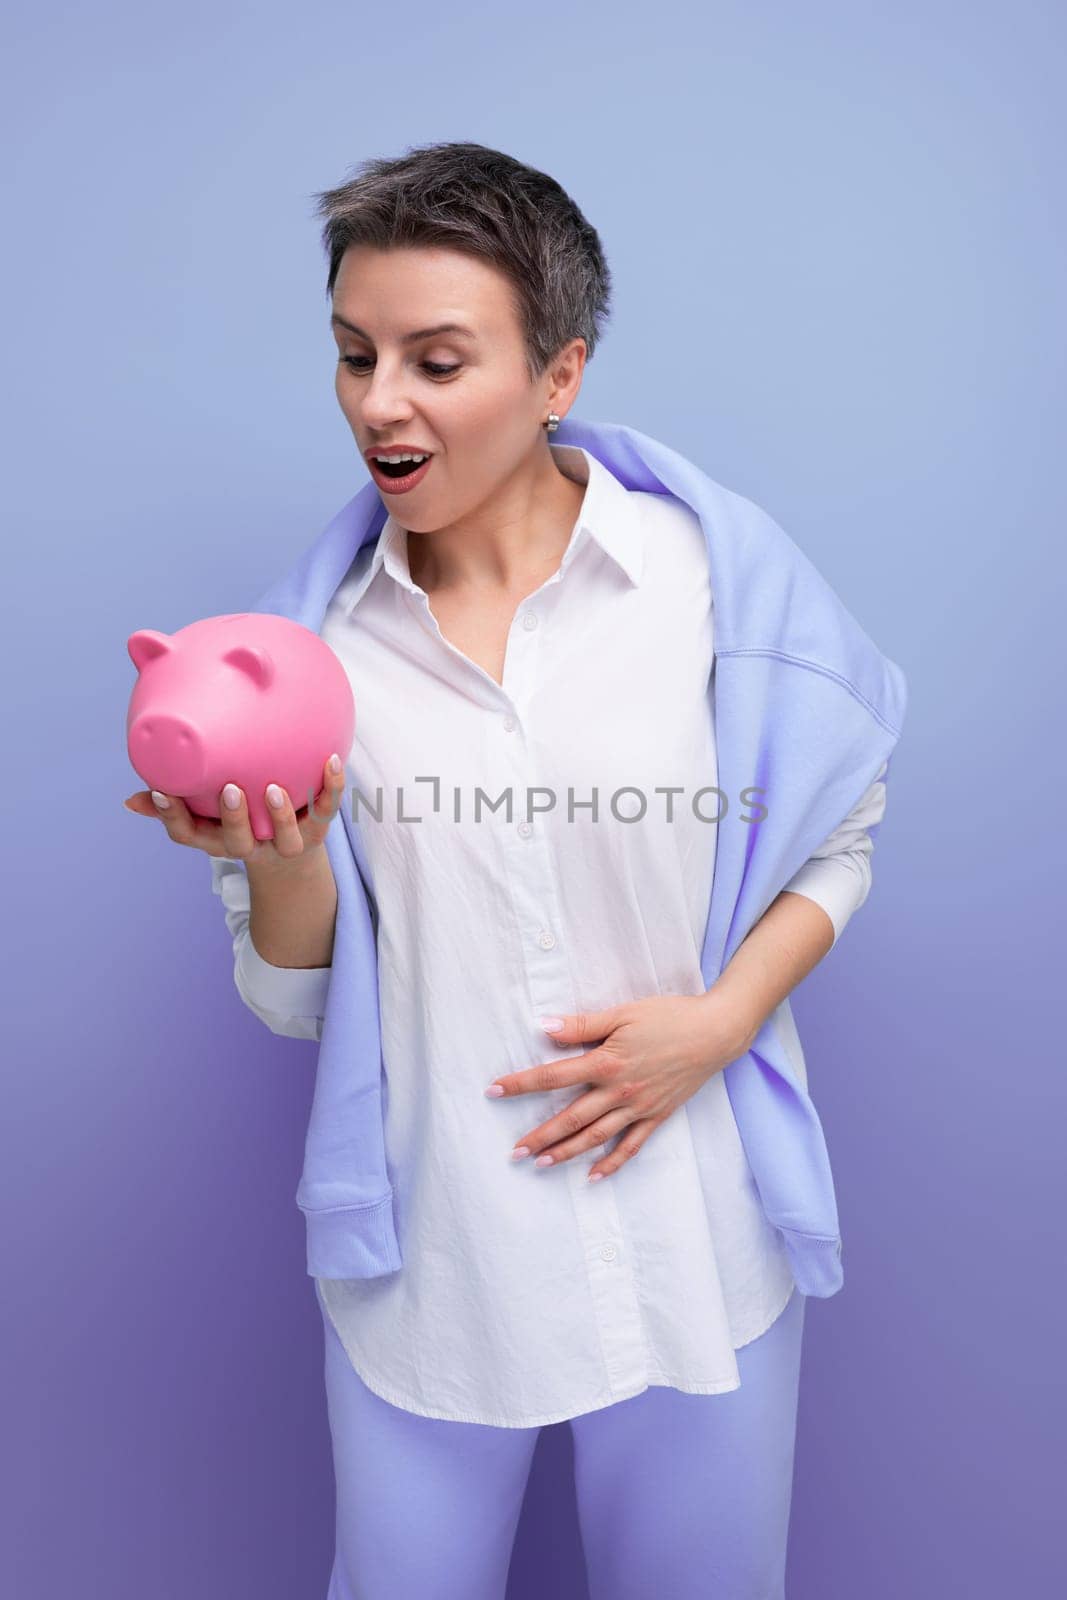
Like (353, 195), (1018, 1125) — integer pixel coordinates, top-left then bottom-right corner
(222, 644), (276, 690)
(127, 630), (174, 672)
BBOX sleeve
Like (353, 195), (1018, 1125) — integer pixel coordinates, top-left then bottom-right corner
(780, 759), (889, 950)
(210, 856), (332, 1042)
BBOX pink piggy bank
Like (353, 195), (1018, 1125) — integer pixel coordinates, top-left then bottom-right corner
(126, 613), (355, 842)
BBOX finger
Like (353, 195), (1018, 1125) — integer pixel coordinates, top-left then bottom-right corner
(586, 1117), (663, 1181)
(516, 1105), (632, 1169)
(299, 753), (346, 842)
(123, 790), (158, 817)
(509, 1087), (617, 1161)
(147, 790), (208, 848)
(487, 1044), (613, 1099)
(217, 782), (259, 859)
(261, 782), (307, 861)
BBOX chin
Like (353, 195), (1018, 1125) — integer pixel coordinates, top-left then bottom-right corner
(395, 508), (442, 533)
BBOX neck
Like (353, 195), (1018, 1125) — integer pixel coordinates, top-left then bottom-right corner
(406, 448), (586, 595)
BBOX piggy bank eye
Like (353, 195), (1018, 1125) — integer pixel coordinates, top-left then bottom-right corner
(221, 644), (276, 690)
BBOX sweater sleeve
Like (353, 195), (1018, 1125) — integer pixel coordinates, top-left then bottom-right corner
(779, 760), (889, 950)
(209, 856), (332, 1042)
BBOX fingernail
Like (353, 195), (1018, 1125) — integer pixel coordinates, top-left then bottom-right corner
(222, 784), (242, 810)
(534, 1154), (554, 1167)
(328, 753), (342, 774)
(540, 1016), (564, 1033)
(511, 1147), (530, 1161)
(151, 791), (171, 809)
(484, 1083), (505, 1098)
(266, 784), (285, 809)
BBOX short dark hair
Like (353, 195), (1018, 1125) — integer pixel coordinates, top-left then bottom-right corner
(311, 141), (613, 383)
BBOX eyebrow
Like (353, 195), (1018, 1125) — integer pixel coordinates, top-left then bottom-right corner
(330, 314), (477, 344)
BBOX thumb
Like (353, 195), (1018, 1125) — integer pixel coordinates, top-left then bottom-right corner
(539, 1009), (620, 1042)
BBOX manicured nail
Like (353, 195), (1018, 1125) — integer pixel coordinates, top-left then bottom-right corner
(266, 784), (285, 809)
(222, 784), (242, 810)
(588, 1172), (604, 1183)
(511, 1146), (530, 1161)
(151, 791), (171, 809)
(534, 1154), (554, 1167)
(484, 1083), (505, 1098)
(328, 753), (341, 773)
(540, 1016), (564, 1033)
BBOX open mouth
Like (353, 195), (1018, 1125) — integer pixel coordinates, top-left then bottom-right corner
(368, 454), (434, 493)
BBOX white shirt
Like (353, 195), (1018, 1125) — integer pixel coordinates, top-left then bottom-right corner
(213, 445), (887, 1426)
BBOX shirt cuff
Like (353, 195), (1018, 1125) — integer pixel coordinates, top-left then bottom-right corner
(234, 927), (332, 1022)
(780, 855), (871, 950)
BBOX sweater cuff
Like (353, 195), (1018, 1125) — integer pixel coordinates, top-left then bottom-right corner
(301, 1193), (404, 1278)
(235, 928), (332, 1021)
(776, 1225), (844, 1297)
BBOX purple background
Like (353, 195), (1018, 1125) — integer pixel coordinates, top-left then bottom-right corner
(5, 2), (1063, 1595)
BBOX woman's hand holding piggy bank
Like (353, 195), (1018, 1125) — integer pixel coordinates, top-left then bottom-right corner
(122, 613), (355, 866)
(122, 753), (346, 868)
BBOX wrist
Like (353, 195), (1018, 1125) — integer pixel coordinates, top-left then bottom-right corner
(246, 843), (330, 887)
(698, 976), (763, 1060)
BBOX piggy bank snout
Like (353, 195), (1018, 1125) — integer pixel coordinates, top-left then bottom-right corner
(129, 712), (208, 795)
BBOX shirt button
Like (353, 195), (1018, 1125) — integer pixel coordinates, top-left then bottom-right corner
(537, 929), (556, 950)
(600, 1244), (617, 1262)
(517, 821), (532, 838)
(502, 715), (517, 732)
(521, 612), (538, 631)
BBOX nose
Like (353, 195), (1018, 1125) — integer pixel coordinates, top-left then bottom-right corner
(128, 713), (207, 796)
(356, 362), (416, 430)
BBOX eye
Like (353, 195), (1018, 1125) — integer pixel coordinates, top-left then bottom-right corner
(340, 356), (460, 379)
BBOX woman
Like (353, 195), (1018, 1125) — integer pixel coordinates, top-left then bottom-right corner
(125, 141), (905, 1599)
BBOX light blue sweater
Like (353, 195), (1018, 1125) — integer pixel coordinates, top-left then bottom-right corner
(236, 417), (907, 1298)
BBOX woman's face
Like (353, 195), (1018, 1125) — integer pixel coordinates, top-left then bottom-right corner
(330, 244), (583, 533)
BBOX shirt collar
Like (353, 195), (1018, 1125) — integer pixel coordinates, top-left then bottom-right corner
(339, 443), (644, 617)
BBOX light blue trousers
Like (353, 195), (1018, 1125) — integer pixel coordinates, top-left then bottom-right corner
(317, 1283), (806, 1600)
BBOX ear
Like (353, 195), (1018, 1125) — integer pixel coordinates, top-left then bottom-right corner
(127, 629), (174, 673)
(221, 644), (276, 690)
